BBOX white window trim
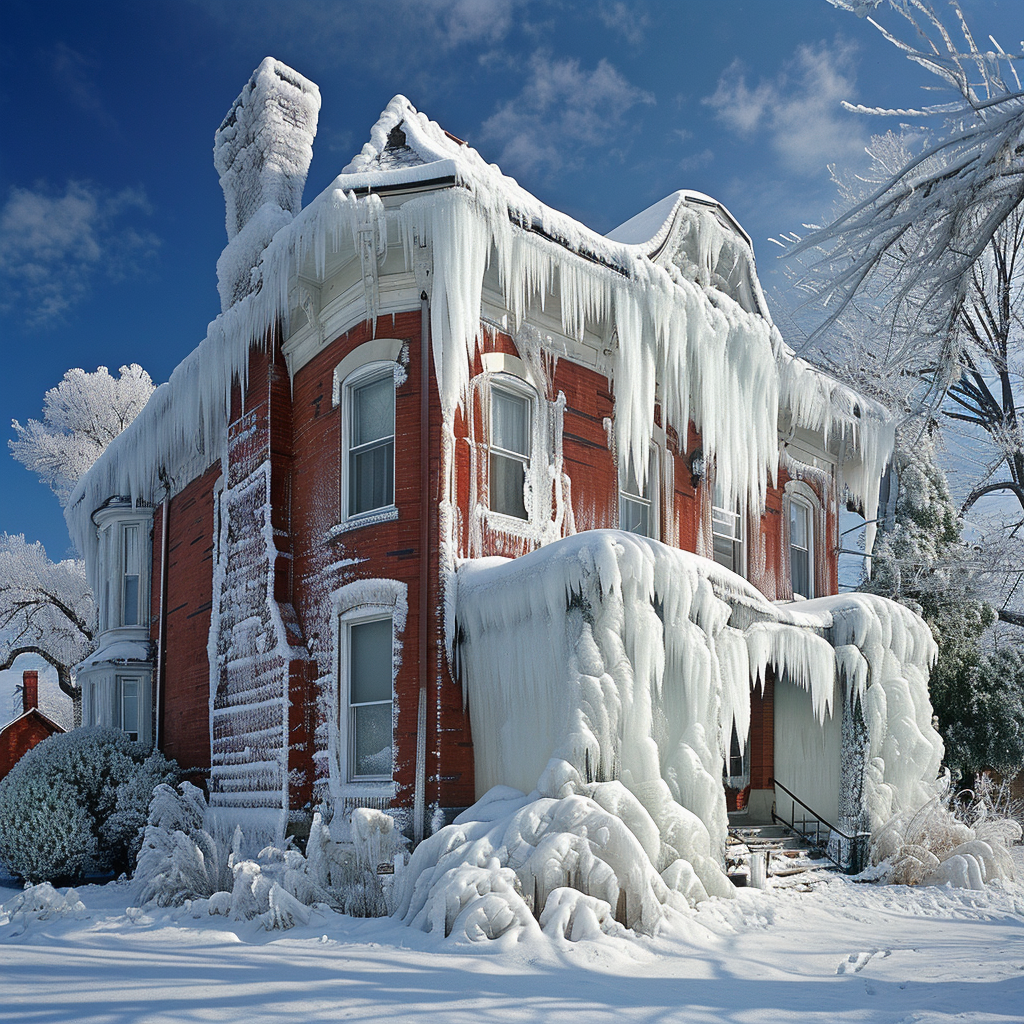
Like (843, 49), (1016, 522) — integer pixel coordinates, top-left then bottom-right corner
(331, 339), (404, 407)
(118, 674), (143, 743)
(329, 578), (408, 802)
(342, 613), (394, 783)
(784, 481), (821, 599)
(340, 360), (398, 525)
(486, 375), (537, 527)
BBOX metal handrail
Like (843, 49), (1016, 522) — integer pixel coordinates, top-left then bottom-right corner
(769, 777), (871, 874)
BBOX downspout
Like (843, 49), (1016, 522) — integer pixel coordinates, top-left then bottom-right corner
(414, 290), (430, 845)
(154, 493), (170, 750)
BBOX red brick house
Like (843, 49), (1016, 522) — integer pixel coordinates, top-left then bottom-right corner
(0, 670), (64, 782)
(67, 59), (939, 858)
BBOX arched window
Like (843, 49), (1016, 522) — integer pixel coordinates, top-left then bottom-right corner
(344, 363), (396, 519)
(784, 481), (821, 599)
(487, 376), (535, 522)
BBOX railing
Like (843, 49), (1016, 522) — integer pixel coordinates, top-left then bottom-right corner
(770, 777), (871, 874)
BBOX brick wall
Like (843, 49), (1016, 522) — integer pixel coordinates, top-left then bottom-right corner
(0, 712), (62, 781)
(288, 312), (475, 814)
(152, 463), (220, 774)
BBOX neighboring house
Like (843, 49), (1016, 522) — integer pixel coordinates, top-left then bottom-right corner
(66, 59), (940, 867)
(0, 671), (64, 782)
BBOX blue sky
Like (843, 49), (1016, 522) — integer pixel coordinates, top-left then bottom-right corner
(1, 0), (1020, 560)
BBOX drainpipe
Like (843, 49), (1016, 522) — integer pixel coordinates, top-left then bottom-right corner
(414, 290), (430, 844)
(154, 493), (170, 749)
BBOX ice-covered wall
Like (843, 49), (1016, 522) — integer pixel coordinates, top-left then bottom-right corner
(390, 531), (941, 940)
(66, 89), (893, 582)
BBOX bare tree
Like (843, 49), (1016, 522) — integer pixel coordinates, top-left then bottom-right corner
(0, 533), (95, 701)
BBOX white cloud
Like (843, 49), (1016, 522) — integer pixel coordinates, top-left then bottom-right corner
(0, 182), (160, 328)
(597, 1), (648, 46)
(703, 40), (869, 176)
(190, 0), (525, 64)
(480, 52), (655, 175)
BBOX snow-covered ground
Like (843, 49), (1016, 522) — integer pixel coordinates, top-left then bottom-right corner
(2, 855), (1022, 1024)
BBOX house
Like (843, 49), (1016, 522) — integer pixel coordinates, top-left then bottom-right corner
(67, 59), (941, 881)
(0, 670), (65, 782)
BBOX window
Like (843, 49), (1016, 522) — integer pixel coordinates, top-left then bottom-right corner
(121, 523), (141, 626)
(789, 497), (813, 598)
(711, 482), (743, 575)
(620, 451), (655, 537)
(346, 367), (395, 518)
(346, 616), (394, 781)
(119, 676), (141, 742)
(489, 385), (531, 520)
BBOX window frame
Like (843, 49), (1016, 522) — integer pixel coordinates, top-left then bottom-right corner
(118, 674), (142, 742)
(341, 612), (395, 784)
(619, 446), (659, 539)
(711, 480), (745, 577)
(341, 361), (397, 523)
(487, 378), (535, 523)
(785, 485), (818, 599)
(93, 502), (153, 633)
(329, 577), (406, 801)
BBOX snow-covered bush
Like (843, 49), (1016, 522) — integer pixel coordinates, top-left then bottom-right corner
(0, 727), (180, 883)
(873, 775), (1021, 888)
(133, 783), (407, 929)
(0, 882), (86, 936)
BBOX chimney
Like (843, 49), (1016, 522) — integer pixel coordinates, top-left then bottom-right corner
(214, 58), (321, 312)
(22, 670), (38, 715)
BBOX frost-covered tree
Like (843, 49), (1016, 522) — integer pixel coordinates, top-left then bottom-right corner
(862, 431), (1024, 781)
(0, 533), (94, 701)
(9, 364), (154, 506)
(785, 1), (1024, 626)
(794, 0), (1023, 351)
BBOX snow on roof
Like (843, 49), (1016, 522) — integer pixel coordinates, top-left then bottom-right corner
(606, 190), (752, 250)
(67, 71), (894, 572)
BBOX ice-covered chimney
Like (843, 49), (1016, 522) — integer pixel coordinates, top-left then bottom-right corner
(214, 57), (321, 312)
(21, 670), (38, 715)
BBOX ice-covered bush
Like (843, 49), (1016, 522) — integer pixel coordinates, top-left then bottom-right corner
(873, 775), (1021, 888)
(133, 783), (407, 929)
(0, 727), (181, 884)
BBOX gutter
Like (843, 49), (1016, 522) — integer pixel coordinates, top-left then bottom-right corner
(154, 493), (170, 749)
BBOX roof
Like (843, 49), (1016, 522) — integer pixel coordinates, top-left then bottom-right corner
(66, 70), (894, 573)
(0, 707), (65, 739)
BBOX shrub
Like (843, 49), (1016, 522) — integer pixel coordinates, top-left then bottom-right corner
(133, 783), (407, 929)
(0, 727), (181, 883)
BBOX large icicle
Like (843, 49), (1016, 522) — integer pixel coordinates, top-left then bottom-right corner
(394, 531), (943, 942)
